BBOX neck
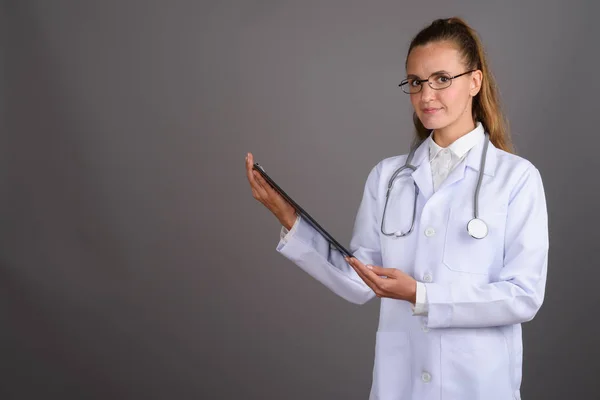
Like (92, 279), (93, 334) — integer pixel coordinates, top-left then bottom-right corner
(432, 118), (476, 148)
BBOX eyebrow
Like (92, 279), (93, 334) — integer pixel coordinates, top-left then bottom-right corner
(406, 70), (451, 79)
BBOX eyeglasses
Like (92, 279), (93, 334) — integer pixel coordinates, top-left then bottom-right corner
(398, 70), (476, 94)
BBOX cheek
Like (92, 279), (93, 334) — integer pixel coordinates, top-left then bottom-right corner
(440, 86), (468, 112)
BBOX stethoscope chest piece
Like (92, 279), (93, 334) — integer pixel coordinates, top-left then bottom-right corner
(467, 218), (488, 239)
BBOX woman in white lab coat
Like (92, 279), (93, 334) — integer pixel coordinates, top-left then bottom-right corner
(245, 17), (548, 400)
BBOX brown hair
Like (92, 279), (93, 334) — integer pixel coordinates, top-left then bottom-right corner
(407, 17), (514, 153)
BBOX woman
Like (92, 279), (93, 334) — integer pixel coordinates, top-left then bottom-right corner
(245, 17), (548, 400)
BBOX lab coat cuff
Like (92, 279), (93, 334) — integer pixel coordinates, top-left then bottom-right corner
(277, 214), (317, 253)
(422, 283), (453, 328)
(411, 281), (428, 316)
(280, 214), (301, 242)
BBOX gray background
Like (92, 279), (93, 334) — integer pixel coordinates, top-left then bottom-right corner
(3, 0), (599, 399)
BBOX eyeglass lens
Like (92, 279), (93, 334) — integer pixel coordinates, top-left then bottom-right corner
(401, 72), (454, 94)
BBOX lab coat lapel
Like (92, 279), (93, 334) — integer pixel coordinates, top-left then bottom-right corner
(409, 140), (434, 201)
(435, 157), (467, 193)
(435, 133), (498, 192)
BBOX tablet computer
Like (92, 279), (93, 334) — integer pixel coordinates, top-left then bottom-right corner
(253, 162), (353, 258)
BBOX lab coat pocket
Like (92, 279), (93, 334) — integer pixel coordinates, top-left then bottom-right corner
(440, 330), (513, 400)
(442, 205), (507, 274)
(371, 331), (411, 400)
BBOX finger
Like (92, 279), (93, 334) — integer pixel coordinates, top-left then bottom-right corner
(252, 170), (269, 190)
(245, 153), (274, 197)
(344, 256), (371, 283)
(248, 173), (267, 198)
(253, 169), (280, 199)
(351, 258), (388, 286)
(351, 262), (377, 292)
(368, 264), (396, 278)
(245, 153), (258, 185)
(252, 170), (269, 191)
(353, 265), (386, 298)
(250, 163), (293, 212)
(251, 178), (269, 202)
(250, 187), (264, 203)
(345, 257), (378, 290)
(245, 155), (269, 198)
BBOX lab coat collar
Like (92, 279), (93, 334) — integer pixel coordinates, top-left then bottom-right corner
(428, 121), (485, 161)
(465, 127), (497, 177)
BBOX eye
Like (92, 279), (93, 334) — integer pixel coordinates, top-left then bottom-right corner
(434, 74), (451, 83)
(408, 78), (422, 87)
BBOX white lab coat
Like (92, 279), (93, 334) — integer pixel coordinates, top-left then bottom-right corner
(275, 136), (549, 400)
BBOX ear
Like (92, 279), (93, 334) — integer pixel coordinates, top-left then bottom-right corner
(470, 70), (483, 97)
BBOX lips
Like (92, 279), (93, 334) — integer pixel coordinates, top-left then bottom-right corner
(422, 108), (441, 114)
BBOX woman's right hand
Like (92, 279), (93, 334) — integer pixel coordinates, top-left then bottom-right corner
(245, 152), (297, 230)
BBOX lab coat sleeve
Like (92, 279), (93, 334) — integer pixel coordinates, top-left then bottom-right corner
(424, 165), (549, 329)
(275, 163), (383, 305)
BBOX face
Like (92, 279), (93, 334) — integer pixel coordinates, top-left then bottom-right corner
(405, 40), (482, 133)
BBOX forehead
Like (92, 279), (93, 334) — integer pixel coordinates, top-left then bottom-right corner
(406, 41), (465, 76)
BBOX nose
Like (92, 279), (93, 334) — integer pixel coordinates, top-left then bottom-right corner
(420, 83), (436, 102)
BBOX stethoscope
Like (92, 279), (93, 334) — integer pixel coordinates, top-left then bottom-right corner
(381, 133), (490, 239)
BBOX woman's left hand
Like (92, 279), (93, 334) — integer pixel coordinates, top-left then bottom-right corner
(345, 257), (417, 304)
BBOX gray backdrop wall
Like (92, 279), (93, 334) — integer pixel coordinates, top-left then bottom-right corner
(3, 0), (599, 399)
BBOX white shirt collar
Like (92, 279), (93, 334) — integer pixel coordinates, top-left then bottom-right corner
(428, 121), (485, 161)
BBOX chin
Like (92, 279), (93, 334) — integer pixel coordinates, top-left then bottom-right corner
(417, 114), (449, 131)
